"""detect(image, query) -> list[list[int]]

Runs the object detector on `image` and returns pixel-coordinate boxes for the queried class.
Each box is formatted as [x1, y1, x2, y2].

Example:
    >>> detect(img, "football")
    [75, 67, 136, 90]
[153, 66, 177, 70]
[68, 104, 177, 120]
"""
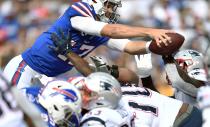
[149, 33, 185, 55]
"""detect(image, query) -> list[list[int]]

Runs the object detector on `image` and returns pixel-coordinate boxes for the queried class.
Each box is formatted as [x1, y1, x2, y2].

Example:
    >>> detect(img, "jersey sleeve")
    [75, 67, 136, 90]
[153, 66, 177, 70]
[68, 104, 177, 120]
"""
[68, 2, 96, 18]
[104, 38, 130, 51]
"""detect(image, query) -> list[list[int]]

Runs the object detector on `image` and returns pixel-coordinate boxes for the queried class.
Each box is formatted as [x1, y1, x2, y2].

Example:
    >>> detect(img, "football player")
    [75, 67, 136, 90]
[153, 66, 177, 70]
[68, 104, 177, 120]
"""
[4, 0, 174, 89]
[22, 80, 82, 127]
[163, 49, 208, 106]
[135, 49, 209, 106]
[0, 71, 46, 127]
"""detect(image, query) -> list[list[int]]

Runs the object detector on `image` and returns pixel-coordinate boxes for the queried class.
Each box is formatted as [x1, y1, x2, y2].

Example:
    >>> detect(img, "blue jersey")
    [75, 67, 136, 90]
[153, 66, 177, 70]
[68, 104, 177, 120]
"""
[22, 86, 57, 127]
[22, 2, 109, 77]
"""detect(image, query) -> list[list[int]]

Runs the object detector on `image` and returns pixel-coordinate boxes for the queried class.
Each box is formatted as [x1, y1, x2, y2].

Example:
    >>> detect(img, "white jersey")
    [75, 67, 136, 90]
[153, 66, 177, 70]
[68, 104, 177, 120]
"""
[175, 89, 197, 106]
[81, 107, 133, 127]
[120, 86, 183, 127]
[0, 74, 25, 127]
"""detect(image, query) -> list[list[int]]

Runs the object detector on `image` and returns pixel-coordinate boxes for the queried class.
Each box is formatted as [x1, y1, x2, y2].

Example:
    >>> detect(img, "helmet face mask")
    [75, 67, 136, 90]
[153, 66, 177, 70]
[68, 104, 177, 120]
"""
[54, 108, 80, 127]
[174, 49, 207, 82]
[100, 0, 121, 23]
[85, 0, 122, 23]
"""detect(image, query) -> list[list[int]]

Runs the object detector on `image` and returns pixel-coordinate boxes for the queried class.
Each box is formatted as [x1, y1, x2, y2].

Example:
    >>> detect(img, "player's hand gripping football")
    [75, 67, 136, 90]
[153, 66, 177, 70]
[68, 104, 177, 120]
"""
[49, 29, 72, 56]
[134, 53, 152, 78]
[149, 29, 174, 47]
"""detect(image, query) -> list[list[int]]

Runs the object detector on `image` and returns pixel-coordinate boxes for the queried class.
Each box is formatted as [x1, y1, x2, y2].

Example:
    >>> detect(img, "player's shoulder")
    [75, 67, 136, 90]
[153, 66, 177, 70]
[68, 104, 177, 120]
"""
[81, 107, 132, 127]
[69, 2, 96, 18]
[121, 86, 148, 92]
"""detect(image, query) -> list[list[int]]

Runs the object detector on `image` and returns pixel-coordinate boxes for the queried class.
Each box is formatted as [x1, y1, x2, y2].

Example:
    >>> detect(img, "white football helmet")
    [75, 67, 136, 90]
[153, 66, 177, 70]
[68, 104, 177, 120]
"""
[38, 80, 82, 126]
[77, 72, 122, 110]
[174, 49, 207, 82]
[83, 0, 122, 23]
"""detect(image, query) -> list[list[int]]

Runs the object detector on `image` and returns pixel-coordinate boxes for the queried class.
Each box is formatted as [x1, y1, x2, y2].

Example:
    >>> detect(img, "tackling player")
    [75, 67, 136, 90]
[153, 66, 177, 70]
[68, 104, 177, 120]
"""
[163, 49, 208, 106]
[134, 49, 209, 106]
[4, 0, 174, 89]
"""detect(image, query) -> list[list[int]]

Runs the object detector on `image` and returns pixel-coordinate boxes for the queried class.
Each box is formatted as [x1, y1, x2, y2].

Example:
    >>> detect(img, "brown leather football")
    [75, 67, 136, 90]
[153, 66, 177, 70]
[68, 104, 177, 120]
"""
[149, 33, 185, 55]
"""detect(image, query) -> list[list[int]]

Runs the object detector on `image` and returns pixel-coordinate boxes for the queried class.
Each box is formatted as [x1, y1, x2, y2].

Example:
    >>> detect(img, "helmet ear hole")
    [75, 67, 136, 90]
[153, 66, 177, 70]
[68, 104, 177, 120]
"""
[53, 105, 59, 111]
[96, 102, 103, 105]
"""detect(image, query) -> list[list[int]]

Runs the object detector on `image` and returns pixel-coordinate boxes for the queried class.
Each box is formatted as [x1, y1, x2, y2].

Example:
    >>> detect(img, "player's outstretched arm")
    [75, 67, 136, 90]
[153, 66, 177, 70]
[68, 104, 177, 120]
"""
[101, 24, 174, 47]
[71, 16, 174, 47]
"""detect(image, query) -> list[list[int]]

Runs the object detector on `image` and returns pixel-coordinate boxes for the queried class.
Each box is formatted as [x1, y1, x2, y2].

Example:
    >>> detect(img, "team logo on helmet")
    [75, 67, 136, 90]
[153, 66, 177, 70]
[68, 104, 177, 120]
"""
[51, 87, 78, 102]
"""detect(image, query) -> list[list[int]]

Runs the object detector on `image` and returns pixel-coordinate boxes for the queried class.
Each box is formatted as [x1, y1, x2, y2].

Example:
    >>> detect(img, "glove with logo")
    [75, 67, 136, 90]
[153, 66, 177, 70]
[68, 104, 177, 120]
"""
[48, 28, 72, 56]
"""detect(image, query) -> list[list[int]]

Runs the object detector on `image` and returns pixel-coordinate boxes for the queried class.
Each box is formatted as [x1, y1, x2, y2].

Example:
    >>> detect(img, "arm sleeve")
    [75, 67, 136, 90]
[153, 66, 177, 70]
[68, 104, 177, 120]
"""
[71, 16, 107, 36]
[105, 38, 130, 51]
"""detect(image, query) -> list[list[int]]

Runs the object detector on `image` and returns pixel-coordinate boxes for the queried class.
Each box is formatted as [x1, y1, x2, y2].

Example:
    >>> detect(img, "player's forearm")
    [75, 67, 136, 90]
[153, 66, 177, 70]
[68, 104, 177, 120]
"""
[67, 53, 93, 76]
[123, 41, 148, 55]
[101, 24, 154, 38]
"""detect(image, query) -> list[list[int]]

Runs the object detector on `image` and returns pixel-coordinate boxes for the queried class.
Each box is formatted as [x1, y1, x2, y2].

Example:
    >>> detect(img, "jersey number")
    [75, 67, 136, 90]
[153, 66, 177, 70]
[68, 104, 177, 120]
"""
[123, 88, 158, 116]
[57, 44, 95, 65]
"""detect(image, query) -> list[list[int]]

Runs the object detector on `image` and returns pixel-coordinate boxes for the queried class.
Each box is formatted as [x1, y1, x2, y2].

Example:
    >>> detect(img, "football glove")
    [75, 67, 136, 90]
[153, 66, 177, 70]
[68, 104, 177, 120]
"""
[90, 56, 119, 78]
[48, 28, 72, 56]
[90, 56, 109, 73]
[134, 53, 152, 78]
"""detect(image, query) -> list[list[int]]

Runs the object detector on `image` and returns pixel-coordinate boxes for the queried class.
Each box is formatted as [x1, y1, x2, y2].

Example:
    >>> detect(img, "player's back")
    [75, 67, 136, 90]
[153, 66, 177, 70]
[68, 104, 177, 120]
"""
[0, 76, 25, 127]
[120, 86, 183, 127]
